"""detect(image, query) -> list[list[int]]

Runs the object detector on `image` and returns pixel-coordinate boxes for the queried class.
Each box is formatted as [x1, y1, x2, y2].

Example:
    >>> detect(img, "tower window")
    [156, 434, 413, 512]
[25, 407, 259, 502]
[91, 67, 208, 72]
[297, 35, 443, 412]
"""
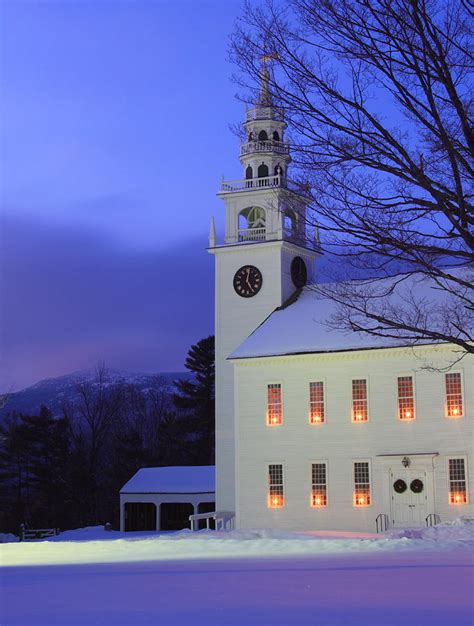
[353, 461, 371, 506]
[258, 130, 268, 141]
[268, 464, 284, 508]
[448, 458, 467, 504]
[445, 372, 463, 418]
[309, 381, 325, 424]
[311, 463, 327, 507]
[352, 379, 368, 422]
[397, 376, 415, 420]
[267, 384, 282, 426]
[248, 131, 254, 141]
[273, 130, 280, 141]
[257, 163, 269, 178]
[245, 165, 253, 180]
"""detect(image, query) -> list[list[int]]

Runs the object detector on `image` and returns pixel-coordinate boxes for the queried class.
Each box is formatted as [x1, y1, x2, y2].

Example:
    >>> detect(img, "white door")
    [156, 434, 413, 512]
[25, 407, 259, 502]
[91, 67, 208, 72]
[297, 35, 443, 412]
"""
[390, 469, 429, 527]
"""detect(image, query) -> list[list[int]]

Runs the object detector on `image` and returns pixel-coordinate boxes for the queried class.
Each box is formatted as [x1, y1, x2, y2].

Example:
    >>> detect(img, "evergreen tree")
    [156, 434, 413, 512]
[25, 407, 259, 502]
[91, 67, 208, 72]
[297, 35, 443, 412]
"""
[173, 335, 215, 464]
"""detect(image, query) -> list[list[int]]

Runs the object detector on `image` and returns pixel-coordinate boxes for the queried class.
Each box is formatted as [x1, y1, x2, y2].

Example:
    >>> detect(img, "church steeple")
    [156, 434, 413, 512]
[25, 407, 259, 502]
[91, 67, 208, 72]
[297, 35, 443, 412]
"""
[215, 59, 315, 250]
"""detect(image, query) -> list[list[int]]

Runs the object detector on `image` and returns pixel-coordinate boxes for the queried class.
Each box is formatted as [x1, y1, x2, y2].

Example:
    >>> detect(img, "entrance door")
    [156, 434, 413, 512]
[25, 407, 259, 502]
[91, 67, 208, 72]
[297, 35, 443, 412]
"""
[390, 469, 429, 527]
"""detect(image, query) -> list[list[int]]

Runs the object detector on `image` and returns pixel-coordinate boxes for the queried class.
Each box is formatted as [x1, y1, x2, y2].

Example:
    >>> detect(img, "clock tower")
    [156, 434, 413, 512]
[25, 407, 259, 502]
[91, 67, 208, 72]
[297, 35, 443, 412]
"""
[208, 63, 320, 517]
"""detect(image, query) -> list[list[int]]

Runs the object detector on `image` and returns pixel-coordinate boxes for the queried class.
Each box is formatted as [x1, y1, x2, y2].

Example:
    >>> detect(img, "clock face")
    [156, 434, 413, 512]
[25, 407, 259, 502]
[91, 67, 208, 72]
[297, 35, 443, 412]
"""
[291, 256, 307, 288]
[233, 265, 263, 298]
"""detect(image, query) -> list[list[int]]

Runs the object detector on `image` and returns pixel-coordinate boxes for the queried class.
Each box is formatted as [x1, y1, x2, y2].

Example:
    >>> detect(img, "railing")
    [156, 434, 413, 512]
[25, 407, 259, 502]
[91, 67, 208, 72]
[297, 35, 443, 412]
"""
[238, 227, 266, 242]
[240, 141, 290, 156]
[425, 513, 441, 527]
[246, 106, 285, 122]
[19, 524, 59, 541]
[220, 175, 283, 193]
[189, 511, 235, 531]
[375, 513, 389, 533]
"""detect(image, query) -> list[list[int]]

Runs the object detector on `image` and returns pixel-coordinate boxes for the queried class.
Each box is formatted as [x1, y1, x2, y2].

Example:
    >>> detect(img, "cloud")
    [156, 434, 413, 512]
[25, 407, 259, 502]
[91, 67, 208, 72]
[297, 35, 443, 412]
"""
[0, 213, 213, 391]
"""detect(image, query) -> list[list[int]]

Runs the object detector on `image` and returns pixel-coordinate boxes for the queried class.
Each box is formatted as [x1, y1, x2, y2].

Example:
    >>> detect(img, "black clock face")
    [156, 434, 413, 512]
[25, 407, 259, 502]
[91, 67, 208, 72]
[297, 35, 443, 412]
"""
[291, 256, 307, 288]
[233, 265, 263, 298]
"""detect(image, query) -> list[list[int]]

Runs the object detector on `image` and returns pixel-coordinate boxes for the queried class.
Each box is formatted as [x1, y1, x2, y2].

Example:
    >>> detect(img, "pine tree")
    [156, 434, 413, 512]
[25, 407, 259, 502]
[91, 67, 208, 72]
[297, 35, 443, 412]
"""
[173, 335, 215, 464]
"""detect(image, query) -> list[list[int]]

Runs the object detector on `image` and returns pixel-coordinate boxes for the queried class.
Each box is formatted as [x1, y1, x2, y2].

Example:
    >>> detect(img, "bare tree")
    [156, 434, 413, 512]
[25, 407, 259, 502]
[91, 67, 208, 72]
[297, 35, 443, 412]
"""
[63, 364, 125, 523]
[231, 0, 473, 352]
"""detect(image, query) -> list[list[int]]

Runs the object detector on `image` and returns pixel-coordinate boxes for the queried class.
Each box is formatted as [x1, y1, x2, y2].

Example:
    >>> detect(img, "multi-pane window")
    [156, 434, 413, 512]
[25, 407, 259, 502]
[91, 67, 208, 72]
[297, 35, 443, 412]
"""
[353, 462, 371, 506]
[311, 463, 327, 507]
[352, 379, 368, 422]
[397, 376, 415, 420]
[309, 381, 325, 424]
[268, 464, 284, 508]
[267, 384, 282, 426]
[448, 458, 467, 505]
[445, 373, 463, 418]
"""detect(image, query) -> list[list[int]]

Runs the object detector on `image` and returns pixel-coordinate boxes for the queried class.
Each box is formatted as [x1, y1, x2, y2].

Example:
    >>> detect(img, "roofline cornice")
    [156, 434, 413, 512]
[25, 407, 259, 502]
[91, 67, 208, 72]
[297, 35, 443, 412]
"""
[228, 342, 465, 366]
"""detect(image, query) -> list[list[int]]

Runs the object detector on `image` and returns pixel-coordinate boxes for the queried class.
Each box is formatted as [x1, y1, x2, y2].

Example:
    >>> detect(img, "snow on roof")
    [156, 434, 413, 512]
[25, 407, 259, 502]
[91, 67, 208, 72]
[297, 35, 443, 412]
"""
[230, 269, 469, 360]
[120, 466, 215, 494]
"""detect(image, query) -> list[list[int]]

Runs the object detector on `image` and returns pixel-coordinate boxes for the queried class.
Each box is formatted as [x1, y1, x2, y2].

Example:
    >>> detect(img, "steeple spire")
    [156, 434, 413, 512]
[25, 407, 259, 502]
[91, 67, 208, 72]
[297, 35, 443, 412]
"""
[257, 54, 277, 107]
[257, 60, 272, 107]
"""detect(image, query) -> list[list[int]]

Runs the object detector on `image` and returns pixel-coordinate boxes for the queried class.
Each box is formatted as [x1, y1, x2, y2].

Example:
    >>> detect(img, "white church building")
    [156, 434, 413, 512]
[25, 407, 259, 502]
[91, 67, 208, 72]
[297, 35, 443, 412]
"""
[208, 66, 473, 533]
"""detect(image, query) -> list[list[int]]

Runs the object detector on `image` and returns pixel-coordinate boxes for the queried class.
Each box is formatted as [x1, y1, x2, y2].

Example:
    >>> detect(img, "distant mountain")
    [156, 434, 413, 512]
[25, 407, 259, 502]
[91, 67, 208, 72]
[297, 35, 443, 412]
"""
[0, 369, 193, 420]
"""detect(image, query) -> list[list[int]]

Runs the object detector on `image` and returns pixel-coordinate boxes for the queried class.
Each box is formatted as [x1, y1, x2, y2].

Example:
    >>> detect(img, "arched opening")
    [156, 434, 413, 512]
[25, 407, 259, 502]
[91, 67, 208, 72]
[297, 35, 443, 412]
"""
[258, 130, 268, 141]
[274, 164, 283, 177]
[248, 131, 254, 141]
[245, 165, 253, 180]
[283, 209, 297, 237]
[258, 162, 269, 179]
[239, 207, 266, 241]
[273, 130, 280, 141]
[240, 206, 266, 229]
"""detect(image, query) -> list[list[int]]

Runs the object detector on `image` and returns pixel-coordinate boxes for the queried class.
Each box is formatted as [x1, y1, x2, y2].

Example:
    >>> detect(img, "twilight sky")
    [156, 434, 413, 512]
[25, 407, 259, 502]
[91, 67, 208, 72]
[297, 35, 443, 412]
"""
[0, 0, 246, 391]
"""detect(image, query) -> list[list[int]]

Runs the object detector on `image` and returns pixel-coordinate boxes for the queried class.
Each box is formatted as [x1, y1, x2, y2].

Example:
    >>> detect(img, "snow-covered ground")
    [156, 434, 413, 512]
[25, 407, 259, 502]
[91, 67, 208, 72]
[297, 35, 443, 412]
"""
[1, 520, 473, 625]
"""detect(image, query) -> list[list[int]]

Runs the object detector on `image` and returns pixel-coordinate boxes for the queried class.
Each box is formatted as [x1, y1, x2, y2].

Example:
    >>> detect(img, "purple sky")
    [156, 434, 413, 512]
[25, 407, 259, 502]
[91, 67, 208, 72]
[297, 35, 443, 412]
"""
[0, 0, 246, 391]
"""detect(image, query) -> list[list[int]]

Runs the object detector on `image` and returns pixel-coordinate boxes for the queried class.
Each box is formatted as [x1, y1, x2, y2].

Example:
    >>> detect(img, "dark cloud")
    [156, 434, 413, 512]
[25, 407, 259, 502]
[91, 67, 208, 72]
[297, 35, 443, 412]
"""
[0, 214, 213, 391]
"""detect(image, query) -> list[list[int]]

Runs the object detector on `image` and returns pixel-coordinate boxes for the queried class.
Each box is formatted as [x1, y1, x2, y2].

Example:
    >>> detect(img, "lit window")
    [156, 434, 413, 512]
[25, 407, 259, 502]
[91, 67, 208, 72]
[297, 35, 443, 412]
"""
[267, 384, 282, 426]
[445, 373, 463, 418]
[311, 463, 327, 507]
[353, 462, 371, 506]
[268, 464, 284, 507]
[309, 381, 325, 424]
[352, 379, 368, 422]
[397, 376, 415, 420]
[448, 458, 467, 505]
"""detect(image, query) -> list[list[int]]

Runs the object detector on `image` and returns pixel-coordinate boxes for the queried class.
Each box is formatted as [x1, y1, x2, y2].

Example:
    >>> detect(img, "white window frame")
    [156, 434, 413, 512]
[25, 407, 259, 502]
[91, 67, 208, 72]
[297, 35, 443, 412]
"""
[353, 459, 372, 507]
[266, 382, 283, 427]
[444, 371, 464, 419]
[310, 461, 328, 508]
[308, 380, 326, 425]
[396, 374, 416, 421]
[267, 462, 285, 508]
[447, 456, 469, 505]
[351, 377, 369, 423]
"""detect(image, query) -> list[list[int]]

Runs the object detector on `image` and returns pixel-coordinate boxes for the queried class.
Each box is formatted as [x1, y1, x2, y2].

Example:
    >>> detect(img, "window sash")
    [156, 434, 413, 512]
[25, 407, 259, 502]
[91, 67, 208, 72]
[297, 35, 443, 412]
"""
[268, 464, 284, 507]
[397, 376, 415, 420]
[352, 379, 368, 422]
[309, 381, 325, 424]
[353, 462, 371, 506]
[267, 384, 282, 426]
[445, 373, 463, 418]
[311, 463, 327, 507]
[449, 458, 467, 504]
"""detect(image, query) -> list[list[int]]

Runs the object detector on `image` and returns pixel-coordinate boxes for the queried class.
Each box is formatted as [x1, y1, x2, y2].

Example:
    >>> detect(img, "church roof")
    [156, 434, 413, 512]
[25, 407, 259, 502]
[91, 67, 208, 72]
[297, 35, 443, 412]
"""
[229, 269, 469, 360]
[120, 466, 215, 494]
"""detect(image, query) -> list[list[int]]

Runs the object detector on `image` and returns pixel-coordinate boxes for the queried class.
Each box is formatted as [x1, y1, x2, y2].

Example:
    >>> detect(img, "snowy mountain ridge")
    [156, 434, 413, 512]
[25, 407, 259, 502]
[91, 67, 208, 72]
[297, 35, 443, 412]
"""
[0, 368, 193, 419]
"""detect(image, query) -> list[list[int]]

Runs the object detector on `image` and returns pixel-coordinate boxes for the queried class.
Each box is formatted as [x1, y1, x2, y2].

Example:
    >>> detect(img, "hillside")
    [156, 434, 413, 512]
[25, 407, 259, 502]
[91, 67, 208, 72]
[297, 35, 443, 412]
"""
[0, 369, 192, 419]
